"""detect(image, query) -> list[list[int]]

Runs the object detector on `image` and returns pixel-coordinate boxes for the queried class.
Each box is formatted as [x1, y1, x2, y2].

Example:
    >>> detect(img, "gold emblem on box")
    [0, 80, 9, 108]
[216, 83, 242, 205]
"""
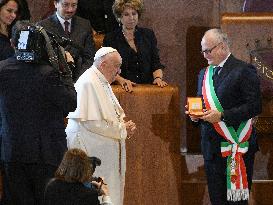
[187, 97, 204, 116]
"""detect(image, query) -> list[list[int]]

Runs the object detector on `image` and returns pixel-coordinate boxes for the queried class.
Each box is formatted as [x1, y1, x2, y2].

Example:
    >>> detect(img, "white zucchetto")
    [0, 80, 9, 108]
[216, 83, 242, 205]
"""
[94, 47, 117, 61]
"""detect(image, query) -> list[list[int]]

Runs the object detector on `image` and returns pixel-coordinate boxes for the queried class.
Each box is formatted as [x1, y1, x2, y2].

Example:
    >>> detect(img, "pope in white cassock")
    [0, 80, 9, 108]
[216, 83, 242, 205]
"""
[65, 47, 136, 205]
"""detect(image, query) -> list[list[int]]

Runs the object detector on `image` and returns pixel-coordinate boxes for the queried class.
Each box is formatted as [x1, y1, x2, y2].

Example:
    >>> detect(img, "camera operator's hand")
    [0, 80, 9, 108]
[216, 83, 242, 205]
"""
[91, 180, 110, 196]
[65, 51, 74, 63]
[58, 51, 74, 84]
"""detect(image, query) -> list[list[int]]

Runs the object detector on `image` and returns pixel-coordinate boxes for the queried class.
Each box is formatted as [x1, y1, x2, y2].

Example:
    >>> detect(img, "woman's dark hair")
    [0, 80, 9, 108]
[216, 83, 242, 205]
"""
[112, 0, 144, 20]
[0, 0, 15, 7]
[0, 0, 21, 17]
[55, 148, 93, 183]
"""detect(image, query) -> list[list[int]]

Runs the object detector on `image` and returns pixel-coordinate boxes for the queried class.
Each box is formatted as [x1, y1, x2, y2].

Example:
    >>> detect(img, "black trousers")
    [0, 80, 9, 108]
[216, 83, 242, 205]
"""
[204, 151, 255, 205]
[3, 162, 57, 205]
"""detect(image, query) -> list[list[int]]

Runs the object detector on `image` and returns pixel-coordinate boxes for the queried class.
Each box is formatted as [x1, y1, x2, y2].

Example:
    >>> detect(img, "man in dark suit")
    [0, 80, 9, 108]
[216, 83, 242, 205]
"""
[76, 0, 118, 34]
[0, 21, 77, 205]
[38, 0, 96, 81]
[18, 0, 31, 20]
[186, 29, 261, 205]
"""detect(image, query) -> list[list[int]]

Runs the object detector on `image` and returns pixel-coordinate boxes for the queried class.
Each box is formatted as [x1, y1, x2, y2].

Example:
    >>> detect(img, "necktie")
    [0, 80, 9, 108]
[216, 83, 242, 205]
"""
[214, 66, 222, 76]
[64, 21, 70, 35]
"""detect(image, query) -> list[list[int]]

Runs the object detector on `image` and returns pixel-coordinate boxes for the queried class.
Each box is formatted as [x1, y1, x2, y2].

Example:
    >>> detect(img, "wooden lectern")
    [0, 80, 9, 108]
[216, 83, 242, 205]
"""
[112, 85, 182, 205]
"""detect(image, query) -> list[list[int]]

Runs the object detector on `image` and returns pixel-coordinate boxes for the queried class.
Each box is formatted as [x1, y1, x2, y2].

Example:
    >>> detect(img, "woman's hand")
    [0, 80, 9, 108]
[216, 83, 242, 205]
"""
[152, 69, 168, 87]
[121, 79, 136, 92]
[115, 75, 136, 92]
[153, 77, 168, 87]
[65, 51, 74, 63]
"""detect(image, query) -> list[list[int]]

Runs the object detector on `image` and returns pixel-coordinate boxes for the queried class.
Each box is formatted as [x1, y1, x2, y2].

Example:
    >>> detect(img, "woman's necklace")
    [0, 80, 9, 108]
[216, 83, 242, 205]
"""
[122, 28, 137, 52]
[122, 29, 135, 42]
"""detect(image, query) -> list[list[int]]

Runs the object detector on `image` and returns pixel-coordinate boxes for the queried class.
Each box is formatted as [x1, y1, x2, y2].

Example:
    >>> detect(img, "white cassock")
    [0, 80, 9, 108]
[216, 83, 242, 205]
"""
[65, 65, 127, 205]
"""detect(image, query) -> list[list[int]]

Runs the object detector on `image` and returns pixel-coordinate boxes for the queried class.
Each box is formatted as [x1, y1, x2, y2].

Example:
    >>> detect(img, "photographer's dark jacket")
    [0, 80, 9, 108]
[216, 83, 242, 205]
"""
[0, 57, 77, 166]
[38, 14, 96, 81]
[0, 33, 14, 61]
[44, 179, 101, 205]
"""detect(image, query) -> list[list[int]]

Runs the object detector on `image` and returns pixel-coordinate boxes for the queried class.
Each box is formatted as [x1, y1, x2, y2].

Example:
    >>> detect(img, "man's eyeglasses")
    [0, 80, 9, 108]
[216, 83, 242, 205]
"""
[201, 42, 222, 55]
[61, 3, 78, 9]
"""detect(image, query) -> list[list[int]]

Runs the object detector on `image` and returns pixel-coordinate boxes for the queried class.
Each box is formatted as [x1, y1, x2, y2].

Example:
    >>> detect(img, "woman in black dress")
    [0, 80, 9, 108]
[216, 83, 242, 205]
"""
[103, 0, 168, 92]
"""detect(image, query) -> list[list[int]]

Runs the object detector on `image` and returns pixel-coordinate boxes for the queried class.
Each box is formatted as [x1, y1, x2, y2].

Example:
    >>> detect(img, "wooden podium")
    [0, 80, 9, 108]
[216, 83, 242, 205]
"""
[112, 85, 182, 205]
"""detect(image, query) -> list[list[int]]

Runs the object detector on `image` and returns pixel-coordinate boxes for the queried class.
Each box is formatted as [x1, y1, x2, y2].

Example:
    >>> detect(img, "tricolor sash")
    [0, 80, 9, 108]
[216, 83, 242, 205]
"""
[202, 65, 252, 201]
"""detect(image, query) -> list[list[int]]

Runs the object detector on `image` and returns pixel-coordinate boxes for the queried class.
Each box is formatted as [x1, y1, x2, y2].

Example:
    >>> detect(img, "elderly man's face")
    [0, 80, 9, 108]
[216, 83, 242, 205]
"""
[54, 0, 78, 20]
[103, 52, 122, 83]
[201, 34, 225, 66]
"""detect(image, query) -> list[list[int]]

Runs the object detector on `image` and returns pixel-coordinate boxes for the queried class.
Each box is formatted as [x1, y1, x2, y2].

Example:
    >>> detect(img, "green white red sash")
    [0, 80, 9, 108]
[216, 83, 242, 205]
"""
[202, 65, 252, 201]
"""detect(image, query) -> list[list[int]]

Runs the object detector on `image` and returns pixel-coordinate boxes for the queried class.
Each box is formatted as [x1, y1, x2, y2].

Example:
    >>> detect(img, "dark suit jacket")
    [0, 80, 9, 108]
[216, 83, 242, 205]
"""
[18, 0, 31, 20]
[0, 58, 77, 166]
[76, 0, 118, 33]
[197, 55, 262, 160]
[38, 14, 96, 81]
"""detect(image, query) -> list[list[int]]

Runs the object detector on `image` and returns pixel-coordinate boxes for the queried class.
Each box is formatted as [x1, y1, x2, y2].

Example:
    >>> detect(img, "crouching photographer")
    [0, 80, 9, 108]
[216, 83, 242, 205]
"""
[44, 148, 112, 205]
